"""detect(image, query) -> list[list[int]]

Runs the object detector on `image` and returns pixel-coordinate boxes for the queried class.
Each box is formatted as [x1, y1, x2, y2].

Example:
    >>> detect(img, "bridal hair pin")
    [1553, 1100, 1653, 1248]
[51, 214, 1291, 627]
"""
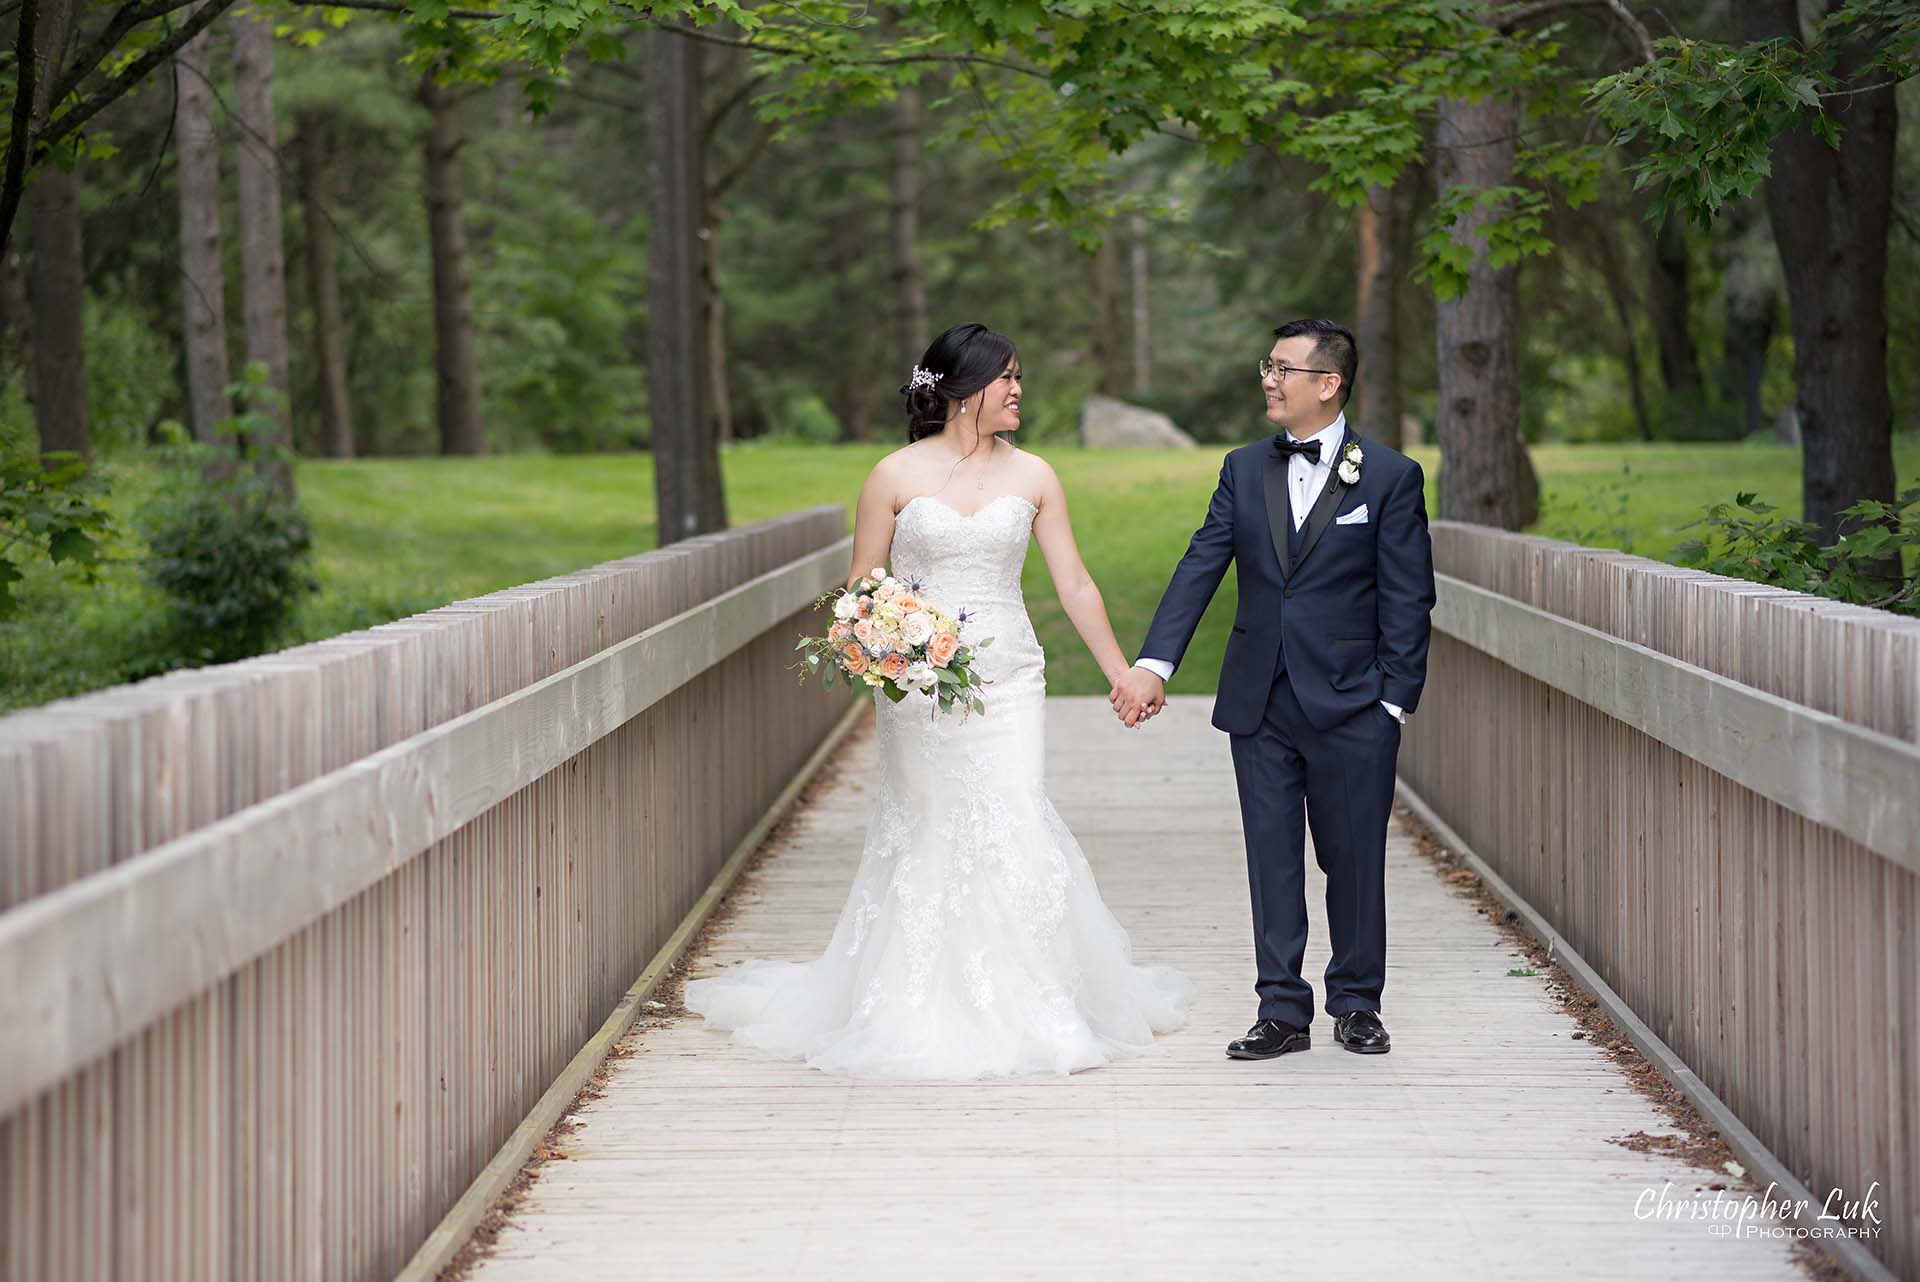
[907, 365, 944, 392]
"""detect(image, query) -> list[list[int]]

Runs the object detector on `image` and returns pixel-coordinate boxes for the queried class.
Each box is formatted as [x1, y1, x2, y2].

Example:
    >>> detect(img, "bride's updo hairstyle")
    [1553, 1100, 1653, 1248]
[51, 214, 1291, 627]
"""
[900, 322, 1018, 442]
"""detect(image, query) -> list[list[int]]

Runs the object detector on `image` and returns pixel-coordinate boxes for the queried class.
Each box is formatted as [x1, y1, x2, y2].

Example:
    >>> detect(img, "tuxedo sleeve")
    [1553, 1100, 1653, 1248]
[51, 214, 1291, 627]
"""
[1374, 460, 1437, 713]
[1138, 456, 1237, 672]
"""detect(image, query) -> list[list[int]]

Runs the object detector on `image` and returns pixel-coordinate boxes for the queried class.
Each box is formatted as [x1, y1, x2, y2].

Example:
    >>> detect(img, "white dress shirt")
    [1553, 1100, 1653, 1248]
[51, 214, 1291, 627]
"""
[1135, 412, 1405, 722]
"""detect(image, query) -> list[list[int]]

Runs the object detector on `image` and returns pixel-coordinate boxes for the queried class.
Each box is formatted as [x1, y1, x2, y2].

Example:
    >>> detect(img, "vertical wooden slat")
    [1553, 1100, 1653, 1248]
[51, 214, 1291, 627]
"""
[1403, 522, 1920, 1279]
[1, 508, 848, 1282]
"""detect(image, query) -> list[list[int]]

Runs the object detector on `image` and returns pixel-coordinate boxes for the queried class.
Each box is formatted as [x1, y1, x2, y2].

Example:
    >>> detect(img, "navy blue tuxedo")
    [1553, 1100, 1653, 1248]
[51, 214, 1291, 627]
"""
[1139, 423, 1436, 1026]
[1140, 423, 1436, 733]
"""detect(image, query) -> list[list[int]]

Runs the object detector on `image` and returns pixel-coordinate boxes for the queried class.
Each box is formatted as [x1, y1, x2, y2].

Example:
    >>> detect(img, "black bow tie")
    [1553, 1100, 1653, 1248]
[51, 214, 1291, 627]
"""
[1273, 435, 1321, 464]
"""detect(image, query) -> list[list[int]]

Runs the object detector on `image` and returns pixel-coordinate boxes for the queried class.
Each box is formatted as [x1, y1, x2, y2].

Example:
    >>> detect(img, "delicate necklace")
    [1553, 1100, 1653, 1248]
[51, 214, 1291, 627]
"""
[975, 436, 999, 488]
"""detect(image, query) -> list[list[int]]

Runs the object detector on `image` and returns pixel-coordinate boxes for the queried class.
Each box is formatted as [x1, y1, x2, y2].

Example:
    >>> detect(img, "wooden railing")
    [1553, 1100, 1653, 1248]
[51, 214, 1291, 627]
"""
[1399, 522, 1919, 1282]
[0, 508, 853, 1282]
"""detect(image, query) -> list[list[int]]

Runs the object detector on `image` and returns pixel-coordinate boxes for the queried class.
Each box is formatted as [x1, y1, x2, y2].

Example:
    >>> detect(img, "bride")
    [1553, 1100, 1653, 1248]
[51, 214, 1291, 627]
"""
[683, 322, 1191, 1079]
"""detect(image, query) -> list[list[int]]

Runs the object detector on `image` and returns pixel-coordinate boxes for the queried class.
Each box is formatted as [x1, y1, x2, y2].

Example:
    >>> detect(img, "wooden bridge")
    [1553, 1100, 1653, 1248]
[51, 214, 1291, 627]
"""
[1, 509, 1913, 1282]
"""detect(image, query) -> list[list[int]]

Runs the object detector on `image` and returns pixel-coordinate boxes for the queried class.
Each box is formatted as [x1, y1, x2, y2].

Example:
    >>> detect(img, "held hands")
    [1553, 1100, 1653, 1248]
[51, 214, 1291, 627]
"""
[1109, 667, 1166, 729]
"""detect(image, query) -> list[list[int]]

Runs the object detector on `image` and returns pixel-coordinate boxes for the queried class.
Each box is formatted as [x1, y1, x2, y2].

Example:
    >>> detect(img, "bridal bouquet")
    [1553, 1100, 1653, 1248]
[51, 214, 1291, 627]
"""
[796, 566, 991, 716]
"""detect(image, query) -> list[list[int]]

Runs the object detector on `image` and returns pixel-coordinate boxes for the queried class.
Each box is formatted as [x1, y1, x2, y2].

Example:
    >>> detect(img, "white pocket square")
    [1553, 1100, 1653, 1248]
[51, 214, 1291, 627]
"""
[1335, 504, 1369, 526]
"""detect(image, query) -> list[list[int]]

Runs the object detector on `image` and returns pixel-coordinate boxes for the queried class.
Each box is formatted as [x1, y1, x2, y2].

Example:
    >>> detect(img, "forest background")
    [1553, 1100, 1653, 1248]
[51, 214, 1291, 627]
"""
[1, 0, 1916, 710]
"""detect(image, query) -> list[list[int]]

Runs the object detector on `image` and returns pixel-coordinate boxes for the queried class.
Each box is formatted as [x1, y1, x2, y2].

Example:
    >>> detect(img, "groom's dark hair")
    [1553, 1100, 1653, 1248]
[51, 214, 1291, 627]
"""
[1272, 318, 1357, 407]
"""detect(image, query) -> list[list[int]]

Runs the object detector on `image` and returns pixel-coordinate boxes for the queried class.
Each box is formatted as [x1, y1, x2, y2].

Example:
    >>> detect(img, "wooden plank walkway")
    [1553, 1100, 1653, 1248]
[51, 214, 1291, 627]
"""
[466, 698, 1809, 1281]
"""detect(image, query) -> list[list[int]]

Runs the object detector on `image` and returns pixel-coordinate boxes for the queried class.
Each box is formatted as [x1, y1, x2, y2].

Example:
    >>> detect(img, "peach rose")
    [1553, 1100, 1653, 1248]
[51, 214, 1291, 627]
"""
[927, 631, 960, 667]
[852, 619, 873, 643]
[827, 621, 852, 644]
[855, 596, 873, 619]
[900, 611, 934, 646]
[896, 594, 922, 613]
[840, 642, 869, 675]
[877, 652, 909, 681]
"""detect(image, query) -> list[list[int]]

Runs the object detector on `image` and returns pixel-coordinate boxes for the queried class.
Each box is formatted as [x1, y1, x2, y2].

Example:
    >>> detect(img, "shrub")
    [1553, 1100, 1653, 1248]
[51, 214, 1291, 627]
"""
[1674, 484, 1920, 616]
[0, 447, 116, 618]
[136, 372, 319, 663]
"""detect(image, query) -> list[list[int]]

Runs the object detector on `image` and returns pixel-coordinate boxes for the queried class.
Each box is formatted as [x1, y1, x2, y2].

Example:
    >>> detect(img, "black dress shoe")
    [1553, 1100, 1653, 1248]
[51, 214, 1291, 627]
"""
[1225, 1018, 1311, 1060]
[1333, 1010, 1391, 1054]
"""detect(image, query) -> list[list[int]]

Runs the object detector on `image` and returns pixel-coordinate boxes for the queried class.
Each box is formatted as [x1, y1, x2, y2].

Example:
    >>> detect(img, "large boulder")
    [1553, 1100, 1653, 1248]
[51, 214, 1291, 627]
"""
[1078, 395, 1196, 449]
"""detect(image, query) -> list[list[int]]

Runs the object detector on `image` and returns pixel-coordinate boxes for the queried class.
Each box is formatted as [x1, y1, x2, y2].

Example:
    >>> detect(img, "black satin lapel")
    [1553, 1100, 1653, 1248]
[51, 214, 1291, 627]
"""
[1262, 450, 1293, 578]
[1292, 428, 1355, 574]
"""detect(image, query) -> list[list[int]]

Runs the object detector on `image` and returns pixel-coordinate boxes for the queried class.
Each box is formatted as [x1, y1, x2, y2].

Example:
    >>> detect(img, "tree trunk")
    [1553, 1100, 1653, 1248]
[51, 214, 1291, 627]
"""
[1432, 94, 1539, 529]
[888, 81, 929, 372]
[1129, 213, 1150, 395]
[1717, 199, 1777, 439]
[232, 7, 294, 496]
[1736, 0, 1897, 547]
[27, 169, 86, 457]
[1648, 212, 1700, 394]
[700, 184, 732, 445]
[1092, 229, 1125, 396]
[420, 73, 486, 456]
[1354, 183, 1403, 446]
[0, 240, 29, 380]
[175, 14, 231, 444]
[297, 111, 353, 458]
[24, 0, 87, 457]
[645, 27, 726, 542]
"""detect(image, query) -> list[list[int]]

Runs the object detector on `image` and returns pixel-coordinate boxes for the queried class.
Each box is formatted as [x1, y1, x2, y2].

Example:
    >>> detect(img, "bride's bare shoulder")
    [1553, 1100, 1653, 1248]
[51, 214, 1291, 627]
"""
[860, 443, 923, 511]
[1010, 447, 1061, 505]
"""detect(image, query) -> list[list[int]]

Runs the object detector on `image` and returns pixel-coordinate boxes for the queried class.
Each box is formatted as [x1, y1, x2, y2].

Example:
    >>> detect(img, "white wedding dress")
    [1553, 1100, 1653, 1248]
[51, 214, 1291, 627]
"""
[683, 492, 1192, 1079]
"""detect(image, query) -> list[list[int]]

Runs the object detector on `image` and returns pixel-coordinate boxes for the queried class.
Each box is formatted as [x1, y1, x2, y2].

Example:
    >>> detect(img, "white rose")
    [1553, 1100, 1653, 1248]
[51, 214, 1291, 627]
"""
[902, 661, 937, 692]
[871, 566, 888, 581]
[833, 592, 859, 620]
[901, 611, 935, 646]
[1338, 461, 1360, 484]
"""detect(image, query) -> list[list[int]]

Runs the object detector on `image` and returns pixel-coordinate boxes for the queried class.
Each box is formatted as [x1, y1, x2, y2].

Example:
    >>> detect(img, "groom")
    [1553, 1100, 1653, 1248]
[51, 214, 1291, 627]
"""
[1113, 318, 1436, 1059]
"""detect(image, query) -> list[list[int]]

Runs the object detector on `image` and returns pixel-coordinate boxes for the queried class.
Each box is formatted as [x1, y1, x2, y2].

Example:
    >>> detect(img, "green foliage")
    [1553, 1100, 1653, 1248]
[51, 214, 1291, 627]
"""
[0, 448, 117, 618]
[0, 365, 34, 458]
[1, 285, 177, 458]
[1591, 2, 1917, 227]
[138, 465, 318, 663]
[1673, 485, 1920, 615]
[1538, 462, 1637, 555]
[1591, 36, 1819, 227]
[1415, 183, 1556, 300]
[740, 382, 842, 443]
[135, 375, 320, 663]
[1658, 387, 1747, 443]
[467, 132, 650, 451]
[84, 290, 181, 452]
[368, 0, 1593, 287]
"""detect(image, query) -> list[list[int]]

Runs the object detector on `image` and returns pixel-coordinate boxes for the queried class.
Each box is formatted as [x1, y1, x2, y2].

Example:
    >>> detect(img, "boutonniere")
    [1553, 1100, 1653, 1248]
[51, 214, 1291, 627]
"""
[1336, 440, 1364, 486]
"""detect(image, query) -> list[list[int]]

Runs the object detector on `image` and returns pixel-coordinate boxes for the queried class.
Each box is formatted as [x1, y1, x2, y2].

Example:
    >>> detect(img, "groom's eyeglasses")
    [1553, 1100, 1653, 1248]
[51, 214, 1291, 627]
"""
[1259, 358, 1334, 381]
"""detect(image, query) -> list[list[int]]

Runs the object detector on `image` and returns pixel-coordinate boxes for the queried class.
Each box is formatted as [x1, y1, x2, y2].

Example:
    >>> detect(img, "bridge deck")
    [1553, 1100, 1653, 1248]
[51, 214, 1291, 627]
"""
[467, 699, 1806, 1281]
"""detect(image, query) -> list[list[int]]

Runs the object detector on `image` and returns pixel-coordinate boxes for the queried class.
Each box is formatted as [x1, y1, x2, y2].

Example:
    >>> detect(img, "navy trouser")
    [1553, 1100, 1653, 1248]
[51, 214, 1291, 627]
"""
[1227, 667, 1400, 1027]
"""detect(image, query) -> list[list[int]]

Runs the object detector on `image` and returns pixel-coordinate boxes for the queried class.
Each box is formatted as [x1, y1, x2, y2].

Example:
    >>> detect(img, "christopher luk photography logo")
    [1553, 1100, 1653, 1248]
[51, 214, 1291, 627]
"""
[1634, 1176, 1885, 1242]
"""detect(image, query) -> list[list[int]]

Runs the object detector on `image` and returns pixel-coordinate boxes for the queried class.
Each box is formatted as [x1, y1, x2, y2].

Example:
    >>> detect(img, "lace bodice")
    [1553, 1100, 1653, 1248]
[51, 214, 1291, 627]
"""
[889, 493, 1034, 607]
[889, 493, 1044, 707]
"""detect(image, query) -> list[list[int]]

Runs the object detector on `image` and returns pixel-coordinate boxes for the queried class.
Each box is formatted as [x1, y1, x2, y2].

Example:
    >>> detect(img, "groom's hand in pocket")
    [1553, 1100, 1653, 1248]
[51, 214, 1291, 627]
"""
[1111, 668, 1166, 728]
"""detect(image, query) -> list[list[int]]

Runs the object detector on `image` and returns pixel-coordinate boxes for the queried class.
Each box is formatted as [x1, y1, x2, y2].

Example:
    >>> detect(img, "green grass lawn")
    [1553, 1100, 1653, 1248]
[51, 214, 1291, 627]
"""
[5, 436, 1916, 711]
